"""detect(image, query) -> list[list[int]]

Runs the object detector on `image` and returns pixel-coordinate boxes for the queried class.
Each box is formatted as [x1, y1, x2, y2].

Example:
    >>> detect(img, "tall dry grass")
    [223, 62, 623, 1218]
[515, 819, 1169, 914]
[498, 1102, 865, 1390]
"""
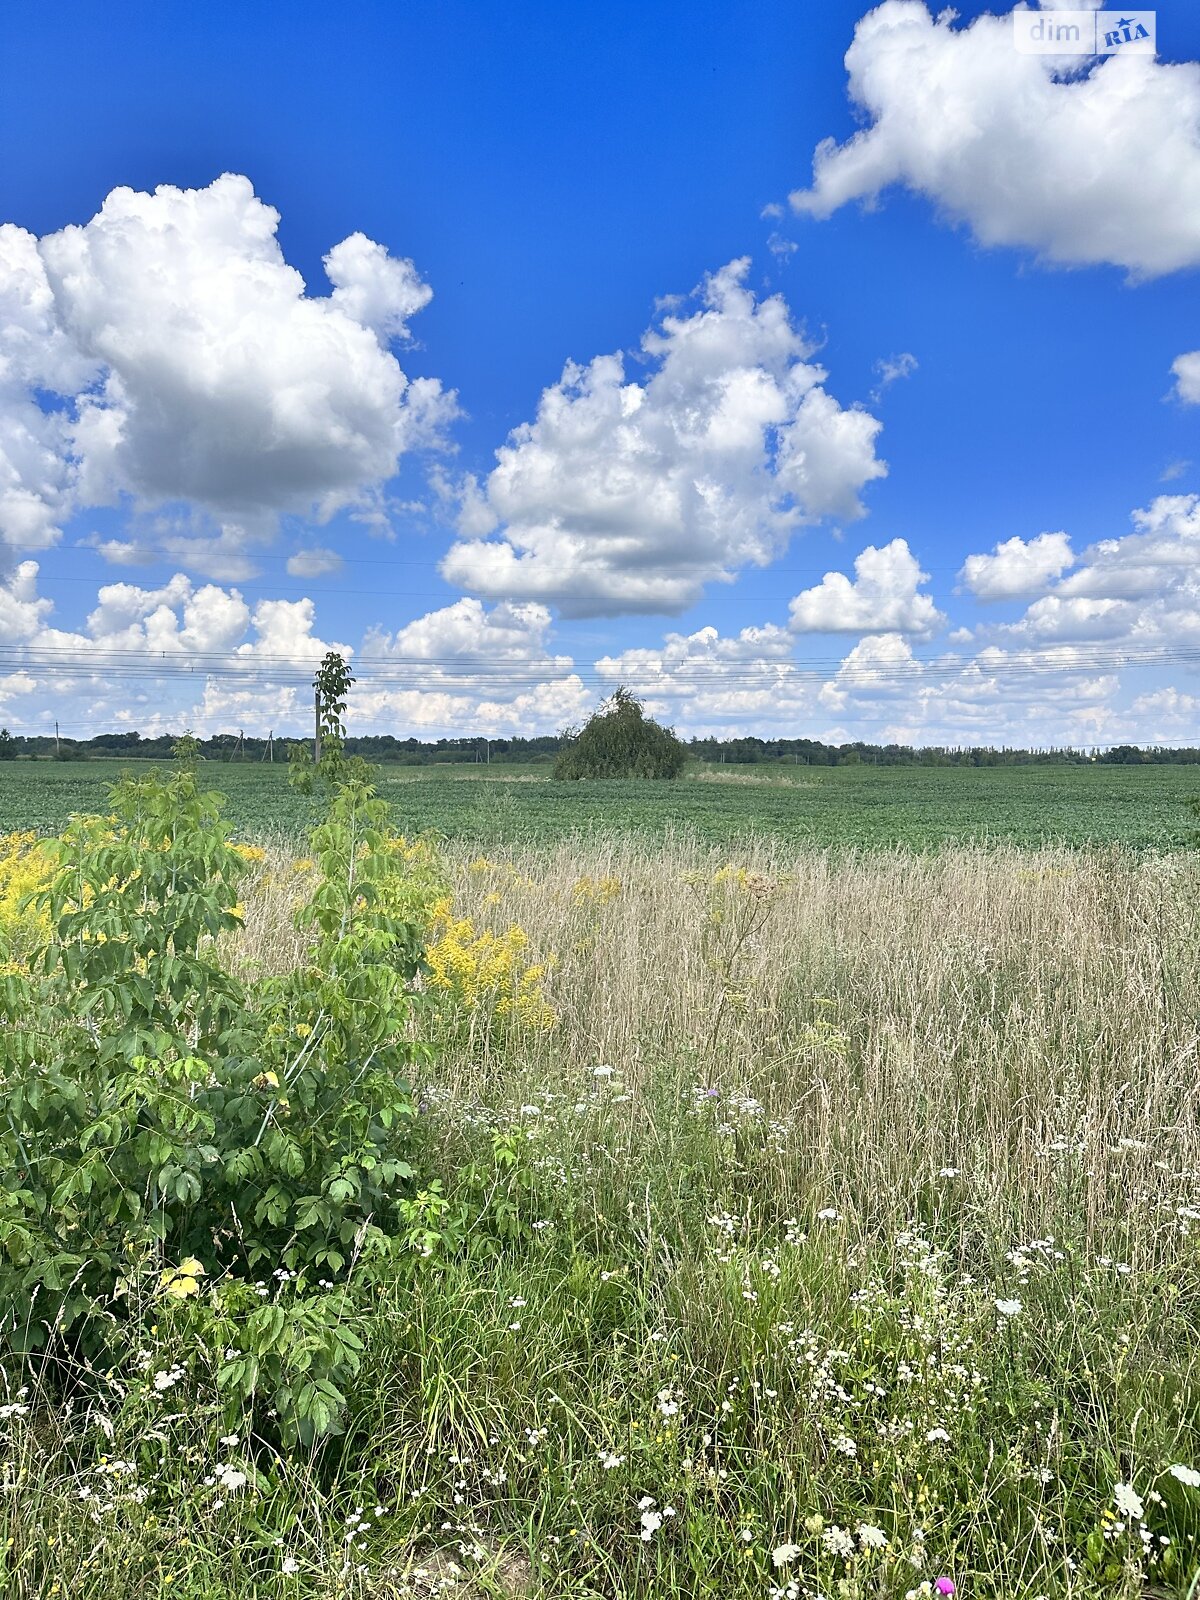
[239, 835, 1200, 1261]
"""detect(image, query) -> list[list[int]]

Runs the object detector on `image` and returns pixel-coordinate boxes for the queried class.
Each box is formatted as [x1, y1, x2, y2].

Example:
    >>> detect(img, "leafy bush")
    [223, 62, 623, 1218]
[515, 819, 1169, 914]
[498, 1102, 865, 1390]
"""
[0, 756, 445, 1443]
[554, 685, 687, 780]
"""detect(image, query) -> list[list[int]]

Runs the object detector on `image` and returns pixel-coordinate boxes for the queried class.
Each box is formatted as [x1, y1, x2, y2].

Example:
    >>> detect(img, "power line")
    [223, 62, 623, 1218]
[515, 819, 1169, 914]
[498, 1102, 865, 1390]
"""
[4, 539, 985, 582]
[8, 571, 984, 608]
[0, 638, 1198, 690]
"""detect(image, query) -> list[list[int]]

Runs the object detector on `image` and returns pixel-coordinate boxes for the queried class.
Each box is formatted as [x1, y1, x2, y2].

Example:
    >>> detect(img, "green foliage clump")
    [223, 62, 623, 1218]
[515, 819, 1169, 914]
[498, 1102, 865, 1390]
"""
[554, 685, 687, 781]
[0, 751, 451, 1445]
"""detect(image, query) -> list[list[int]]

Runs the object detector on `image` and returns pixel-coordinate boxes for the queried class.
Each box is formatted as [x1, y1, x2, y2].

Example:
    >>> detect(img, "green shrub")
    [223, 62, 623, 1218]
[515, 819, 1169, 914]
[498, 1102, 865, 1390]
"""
[0, 757, 449, 1444]
[554, 686, 687, 780]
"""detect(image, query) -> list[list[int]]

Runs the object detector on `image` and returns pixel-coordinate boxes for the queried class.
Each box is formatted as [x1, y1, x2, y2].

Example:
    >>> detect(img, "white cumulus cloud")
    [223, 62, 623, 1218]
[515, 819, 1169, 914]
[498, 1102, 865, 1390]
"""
[788, 537, 944, 635]
[791, 2, 1200, 279]
[991, 496, 1200, 643]
[1171, 350, 1200, 404]
[440, 258, 885, 617]
[0, 174, 455, 567]
[959, 531, 1076, 599]
[362, 596, 572, 687]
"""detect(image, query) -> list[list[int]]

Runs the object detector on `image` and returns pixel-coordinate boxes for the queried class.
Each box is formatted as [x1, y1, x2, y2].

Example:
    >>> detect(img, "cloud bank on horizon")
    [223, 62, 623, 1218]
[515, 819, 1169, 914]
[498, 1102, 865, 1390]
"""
[3, 0, 1200, 751]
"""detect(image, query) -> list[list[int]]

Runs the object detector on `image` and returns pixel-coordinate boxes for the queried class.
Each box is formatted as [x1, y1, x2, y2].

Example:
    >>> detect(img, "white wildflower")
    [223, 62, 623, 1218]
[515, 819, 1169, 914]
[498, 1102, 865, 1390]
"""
[822, 1524, 856, 1559]
[1113, 1483, 1144, 1520]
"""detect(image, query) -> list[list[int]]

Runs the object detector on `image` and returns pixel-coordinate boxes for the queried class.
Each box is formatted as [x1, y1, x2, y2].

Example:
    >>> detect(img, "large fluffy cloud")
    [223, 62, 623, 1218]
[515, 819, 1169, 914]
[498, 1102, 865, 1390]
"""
[788, 537, 944, 635]
[0, 175, 455, 564]
[440, 258, 885, 616]
[791, 2, 1200, 278]
[959, 532, 1076, 600]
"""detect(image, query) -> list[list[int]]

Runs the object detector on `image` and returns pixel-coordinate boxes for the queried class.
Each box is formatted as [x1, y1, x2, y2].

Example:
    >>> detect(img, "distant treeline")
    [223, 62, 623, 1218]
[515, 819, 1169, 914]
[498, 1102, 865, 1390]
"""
[1, 728, 1197, 766]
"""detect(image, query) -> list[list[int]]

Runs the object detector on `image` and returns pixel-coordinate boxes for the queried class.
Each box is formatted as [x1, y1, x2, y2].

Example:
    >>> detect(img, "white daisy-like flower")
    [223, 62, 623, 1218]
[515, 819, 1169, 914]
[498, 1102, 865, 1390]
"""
[1169, 1464, 1200, 1489]
[772, 1542, 803, 1567]
[994, 1298, 1022, 1317]
[1113, 1483, 1144, 1520]
[639, 1510, 663, 1540]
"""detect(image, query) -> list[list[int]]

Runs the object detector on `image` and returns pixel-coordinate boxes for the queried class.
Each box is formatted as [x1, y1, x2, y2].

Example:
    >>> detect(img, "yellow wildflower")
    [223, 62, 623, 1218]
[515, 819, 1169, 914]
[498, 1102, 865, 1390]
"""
[0, 831, 53, 963]
[159, 1258, 206, 1300]
[425, 900, 556, 1031]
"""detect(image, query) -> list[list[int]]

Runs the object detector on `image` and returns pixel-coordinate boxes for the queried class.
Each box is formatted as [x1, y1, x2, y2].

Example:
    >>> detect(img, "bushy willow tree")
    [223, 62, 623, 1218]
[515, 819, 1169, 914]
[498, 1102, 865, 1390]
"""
[554, 686, 687, 780]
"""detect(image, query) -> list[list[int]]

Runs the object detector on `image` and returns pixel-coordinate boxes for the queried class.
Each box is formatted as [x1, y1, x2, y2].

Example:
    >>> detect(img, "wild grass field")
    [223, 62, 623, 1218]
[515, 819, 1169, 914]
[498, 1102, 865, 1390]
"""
[2, 762, 1200, 1599]
[3, 757, 1200, 849]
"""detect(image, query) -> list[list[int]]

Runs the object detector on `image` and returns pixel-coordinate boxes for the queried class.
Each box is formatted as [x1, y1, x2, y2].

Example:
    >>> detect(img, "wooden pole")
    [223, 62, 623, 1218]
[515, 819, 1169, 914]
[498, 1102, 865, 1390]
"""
[314, 689, 321, 767]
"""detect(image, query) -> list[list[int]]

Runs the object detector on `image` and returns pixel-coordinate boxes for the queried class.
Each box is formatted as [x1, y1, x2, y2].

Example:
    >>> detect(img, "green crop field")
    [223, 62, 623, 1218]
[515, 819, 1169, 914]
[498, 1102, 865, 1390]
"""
[2, 756, 1199, 849]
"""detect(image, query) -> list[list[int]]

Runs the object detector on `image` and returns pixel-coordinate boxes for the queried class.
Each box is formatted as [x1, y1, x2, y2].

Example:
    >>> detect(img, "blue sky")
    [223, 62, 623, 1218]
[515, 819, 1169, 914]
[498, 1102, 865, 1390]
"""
[3, 0, 1200, 745]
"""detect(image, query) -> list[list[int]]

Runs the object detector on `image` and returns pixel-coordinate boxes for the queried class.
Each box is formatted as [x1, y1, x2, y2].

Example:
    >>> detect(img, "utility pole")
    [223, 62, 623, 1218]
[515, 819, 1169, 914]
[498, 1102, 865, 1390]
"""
[54, 720, 60, 758]
[262, 729, 274, 763]
[314, 687, 321, 768]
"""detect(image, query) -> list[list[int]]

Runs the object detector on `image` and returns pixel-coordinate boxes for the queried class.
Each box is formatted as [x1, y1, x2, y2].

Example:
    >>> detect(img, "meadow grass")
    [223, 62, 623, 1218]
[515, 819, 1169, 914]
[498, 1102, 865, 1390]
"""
[4, 837, 1200, 1598]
